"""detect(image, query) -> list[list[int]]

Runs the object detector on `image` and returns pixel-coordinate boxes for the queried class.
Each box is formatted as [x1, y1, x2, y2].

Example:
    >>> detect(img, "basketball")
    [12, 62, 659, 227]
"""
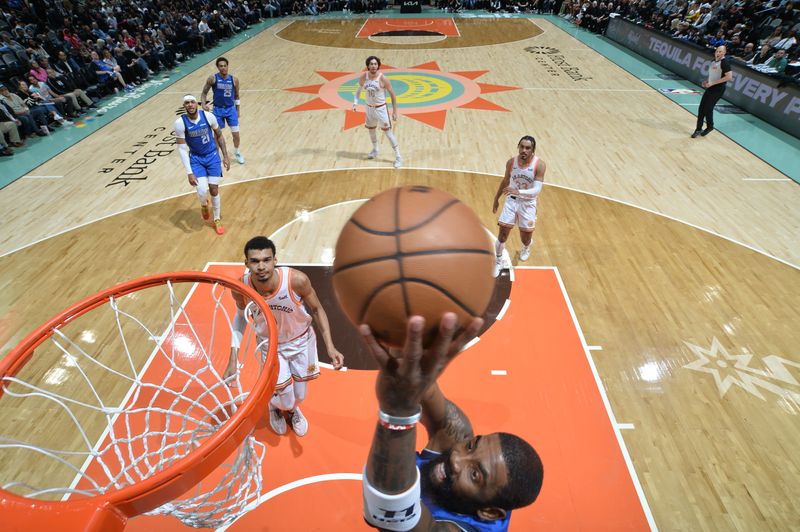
[332, 186, 495, 347]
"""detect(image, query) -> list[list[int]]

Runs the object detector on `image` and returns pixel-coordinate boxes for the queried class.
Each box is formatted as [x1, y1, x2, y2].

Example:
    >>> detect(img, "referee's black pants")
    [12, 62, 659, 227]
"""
[696, 85, 725, 131]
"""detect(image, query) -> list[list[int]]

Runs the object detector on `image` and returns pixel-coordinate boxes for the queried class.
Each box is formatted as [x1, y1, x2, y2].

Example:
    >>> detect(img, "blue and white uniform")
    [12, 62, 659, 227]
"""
[212, 73, 239, 131]
[174, 110, 222, 181]
[417, 449, 512, 532]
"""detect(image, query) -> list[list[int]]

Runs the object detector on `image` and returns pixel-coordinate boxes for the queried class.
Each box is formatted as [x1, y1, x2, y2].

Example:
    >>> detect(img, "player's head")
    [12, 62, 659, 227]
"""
[243, 236, 278, 282]
[366, 56, 381, 72]
[216, 56, 229, 76]
[183, 94, 199, 115]
[419, 432, 543, 521]
[517, 135, 536, 161]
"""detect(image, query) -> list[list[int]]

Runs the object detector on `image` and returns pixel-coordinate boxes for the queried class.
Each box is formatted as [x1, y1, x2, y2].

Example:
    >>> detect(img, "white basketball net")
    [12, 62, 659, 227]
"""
[0, 278, 271, 529]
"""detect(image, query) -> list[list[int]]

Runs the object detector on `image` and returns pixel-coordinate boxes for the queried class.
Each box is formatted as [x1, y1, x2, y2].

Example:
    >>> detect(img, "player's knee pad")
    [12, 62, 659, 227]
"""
[230, 126, 240, 133]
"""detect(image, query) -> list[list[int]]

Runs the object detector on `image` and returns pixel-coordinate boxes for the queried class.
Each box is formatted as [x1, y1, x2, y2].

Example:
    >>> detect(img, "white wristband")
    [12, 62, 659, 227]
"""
[363, 466, 422, 531]
[235, 99, 240, 105]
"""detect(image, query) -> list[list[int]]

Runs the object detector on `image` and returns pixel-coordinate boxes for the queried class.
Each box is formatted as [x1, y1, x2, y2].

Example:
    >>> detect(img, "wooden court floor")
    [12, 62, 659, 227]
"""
[1, 15, 799, 531]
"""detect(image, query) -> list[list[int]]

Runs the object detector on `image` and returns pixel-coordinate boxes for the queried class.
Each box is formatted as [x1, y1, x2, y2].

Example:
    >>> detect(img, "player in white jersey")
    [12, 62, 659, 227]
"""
[225, 236, 345, 436]
[353, 56, 402, 169]
[491, 135, 547, 277]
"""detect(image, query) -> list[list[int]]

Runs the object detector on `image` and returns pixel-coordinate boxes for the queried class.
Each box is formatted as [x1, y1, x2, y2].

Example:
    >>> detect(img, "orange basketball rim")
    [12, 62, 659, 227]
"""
[0, 272, 279, 531]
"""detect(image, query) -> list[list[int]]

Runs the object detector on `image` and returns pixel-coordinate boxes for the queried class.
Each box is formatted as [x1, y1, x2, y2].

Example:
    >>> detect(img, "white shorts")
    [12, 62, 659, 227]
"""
[498, 196, 537, 232]
[365, 105, 391, 129]
[260, 327, 320, 390]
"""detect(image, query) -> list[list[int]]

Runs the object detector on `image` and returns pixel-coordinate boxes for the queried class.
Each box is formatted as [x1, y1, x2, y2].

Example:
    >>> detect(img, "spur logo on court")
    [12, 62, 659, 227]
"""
[525, 47, 592, 82]
[99, 126, 178, 188]
[684, 337, 800, 413]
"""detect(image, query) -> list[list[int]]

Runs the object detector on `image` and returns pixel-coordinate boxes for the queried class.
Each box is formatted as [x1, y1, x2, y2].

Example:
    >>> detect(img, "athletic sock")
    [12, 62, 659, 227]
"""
[211, 194, 221, 219]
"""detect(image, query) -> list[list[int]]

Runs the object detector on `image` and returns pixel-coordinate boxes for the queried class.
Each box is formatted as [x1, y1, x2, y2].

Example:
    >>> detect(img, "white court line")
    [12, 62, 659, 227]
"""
[496, 298, 511, 321]
[551, 266, 658, 531]
[463, 337, 480, 351]
[218, 473, 362, 531]
[588, 345, 603, 351]
[22, 175, 64, 179]
[743, 178, 793, 182]
[355, 17, 369, 38]
[617, 423, 636, 430]
[490, 369, 508, 376]
[5, 167, 797, 272]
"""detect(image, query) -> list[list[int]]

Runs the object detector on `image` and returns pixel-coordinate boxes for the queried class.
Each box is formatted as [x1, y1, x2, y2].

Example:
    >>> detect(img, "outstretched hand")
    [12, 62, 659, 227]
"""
[359, 313, 483, 416]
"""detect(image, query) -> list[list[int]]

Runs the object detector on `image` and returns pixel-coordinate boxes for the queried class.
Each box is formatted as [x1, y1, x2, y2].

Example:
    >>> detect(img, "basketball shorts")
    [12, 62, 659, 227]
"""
[365, 105, 391, 130]
[259, 327, 320, 391]
[498, 196, 537, 232]
[189, 151, 222, 181]
[213, 105, 239, 131]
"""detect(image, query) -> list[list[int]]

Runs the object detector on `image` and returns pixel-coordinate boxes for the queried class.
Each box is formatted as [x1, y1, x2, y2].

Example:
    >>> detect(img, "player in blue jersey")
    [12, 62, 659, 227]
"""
[201, 57, 244, 165]
[175, 94, 230, 235]
[361, 314, 544, 532]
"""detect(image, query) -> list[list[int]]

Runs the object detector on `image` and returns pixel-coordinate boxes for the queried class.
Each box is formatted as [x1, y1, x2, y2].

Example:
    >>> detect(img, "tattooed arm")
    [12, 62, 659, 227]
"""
[361, 315, 483, 531]
[420, 383, 474, 452]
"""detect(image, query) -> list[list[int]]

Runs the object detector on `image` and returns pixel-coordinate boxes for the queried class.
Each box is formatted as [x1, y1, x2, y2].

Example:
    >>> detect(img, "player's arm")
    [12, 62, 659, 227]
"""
[353, 74, 365, 111]
[201, 75, 214, 110]
[208, 113, 230, 170]
[492, 158, 513, 213]
[225, 290, 247, 383]
[361, 315, 482, 531]
[174, 117, 196, 186]
[291, 270, 344, 370]
[419, 382, 474, 452]
[515, 159, 546, 199]
[383, 74, 398, 120]
[234, 76, 241, 117]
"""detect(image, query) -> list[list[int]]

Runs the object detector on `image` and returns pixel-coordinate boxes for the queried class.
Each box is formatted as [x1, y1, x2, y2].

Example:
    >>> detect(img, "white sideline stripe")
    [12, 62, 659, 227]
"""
[551, 267, 658, 531]
[587, 345, 603, 351]
[618, 423, 636, 430]
[22, 175, 64, 179]
[742, 178, 793, 182]
[490, 369, 507, 376]
[217, 473, 362, 531]
[4, 167, 796, 272]
[63, 279, 205, 499]
[496, 298, 511, 321]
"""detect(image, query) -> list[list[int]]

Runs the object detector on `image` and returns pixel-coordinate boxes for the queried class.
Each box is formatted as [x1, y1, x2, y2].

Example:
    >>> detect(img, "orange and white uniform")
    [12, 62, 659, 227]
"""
[364, 73, 391, 130]
[245, 267, 319, 390]
[498, 156, 541, 232]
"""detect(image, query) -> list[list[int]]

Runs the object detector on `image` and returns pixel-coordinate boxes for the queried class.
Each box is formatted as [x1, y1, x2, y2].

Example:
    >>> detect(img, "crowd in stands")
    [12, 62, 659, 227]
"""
[2, 0, 796, 157]
[0, 0, 291, 158]
[560, 0, 799, 81]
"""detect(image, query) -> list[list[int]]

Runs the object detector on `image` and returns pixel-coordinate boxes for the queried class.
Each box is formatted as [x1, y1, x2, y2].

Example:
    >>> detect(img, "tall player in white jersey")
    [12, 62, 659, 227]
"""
[491, 135, 546, 277]
[225, 236, 344, 437]
[353, 56, 403, 169]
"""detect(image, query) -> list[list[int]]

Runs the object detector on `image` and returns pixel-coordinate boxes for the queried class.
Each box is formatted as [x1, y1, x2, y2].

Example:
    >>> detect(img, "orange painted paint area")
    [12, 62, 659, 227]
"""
[357, 18, 460, 38]
[122, 266, 649, 531]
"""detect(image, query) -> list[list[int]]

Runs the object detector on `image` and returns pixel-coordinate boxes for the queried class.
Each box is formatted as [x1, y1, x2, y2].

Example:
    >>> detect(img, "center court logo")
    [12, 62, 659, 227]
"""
[283, 61, 520, 130]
